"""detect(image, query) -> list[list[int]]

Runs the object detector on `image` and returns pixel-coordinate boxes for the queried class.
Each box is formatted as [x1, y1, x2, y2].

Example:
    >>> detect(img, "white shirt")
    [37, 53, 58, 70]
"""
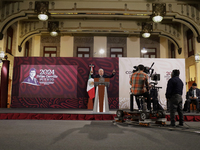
[193, 89, 197, 98]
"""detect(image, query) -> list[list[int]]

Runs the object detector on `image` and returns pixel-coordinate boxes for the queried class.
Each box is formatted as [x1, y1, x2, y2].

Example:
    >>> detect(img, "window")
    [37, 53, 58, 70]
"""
[171, 43, 175, 58]
[187, 29, 194, 57]
[110, 47, 123, 57]
[6, 27, 13, 54]
[77, 47, 90, 57]
[24, 41, 29, 57]
[43, 46, 57, 57]
[141, 48, 157, 58]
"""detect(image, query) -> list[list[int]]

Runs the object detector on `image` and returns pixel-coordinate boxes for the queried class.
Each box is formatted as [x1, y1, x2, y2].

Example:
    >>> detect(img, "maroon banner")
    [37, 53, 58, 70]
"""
[11, 57, 119, 109]
[19, 65, 77, 98]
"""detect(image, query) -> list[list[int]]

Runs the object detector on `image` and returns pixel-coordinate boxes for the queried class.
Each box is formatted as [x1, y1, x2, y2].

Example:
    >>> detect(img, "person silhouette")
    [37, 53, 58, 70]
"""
[23, 68, 40, 86]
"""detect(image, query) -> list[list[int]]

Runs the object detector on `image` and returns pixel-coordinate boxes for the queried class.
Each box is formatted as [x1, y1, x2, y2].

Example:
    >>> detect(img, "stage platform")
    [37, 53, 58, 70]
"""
[0, 108, 200, 121]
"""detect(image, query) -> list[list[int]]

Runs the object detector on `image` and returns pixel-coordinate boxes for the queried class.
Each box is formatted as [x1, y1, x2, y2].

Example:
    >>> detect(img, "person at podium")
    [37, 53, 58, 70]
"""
[91, 68, 115, 113]
[91, 68, 115, 78]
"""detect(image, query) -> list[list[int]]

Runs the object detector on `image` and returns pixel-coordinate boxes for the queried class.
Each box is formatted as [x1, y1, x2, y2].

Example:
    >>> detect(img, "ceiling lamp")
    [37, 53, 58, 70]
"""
[141, 48, 147, 54]
[35, 1, 49, 21]
[99, 49, 105, 54]
[50, 31, 58, 37]
[48, 21, 59, 37]
[152, 3, 166, 23]
[38, 13, 48, 21]
[142, 33, 151, 38]
[195, 53, 200, 63]
[142, 22, 153, 38]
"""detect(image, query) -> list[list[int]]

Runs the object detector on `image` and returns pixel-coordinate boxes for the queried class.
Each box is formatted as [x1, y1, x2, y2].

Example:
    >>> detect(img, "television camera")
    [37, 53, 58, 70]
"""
[133, 62, 161, 89]
[114, 62, 166, 127]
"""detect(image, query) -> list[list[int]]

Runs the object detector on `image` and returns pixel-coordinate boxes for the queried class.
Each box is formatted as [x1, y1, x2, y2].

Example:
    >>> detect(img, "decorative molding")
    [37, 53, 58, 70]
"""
[181, 5, 184, 14]
[74, 3, 77, 10]
[29, 2, 33, 10]
[186, 5, 189, 16]
[17, 2, 20, 11]
[146, 3, 150, 12]
[74, 37, 93, 44]
[51, 2, 55, 10]
[168, 4, 172, 13]
[12, 3, 14, 13]
[107, 37, 126, 44]
[125, 4, 127, 11]
[41, 36, 60, 43]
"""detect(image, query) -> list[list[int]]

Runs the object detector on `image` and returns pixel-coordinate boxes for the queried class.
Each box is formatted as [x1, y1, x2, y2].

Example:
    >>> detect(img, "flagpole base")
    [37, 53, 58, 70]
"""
[87, 98, 93, 109]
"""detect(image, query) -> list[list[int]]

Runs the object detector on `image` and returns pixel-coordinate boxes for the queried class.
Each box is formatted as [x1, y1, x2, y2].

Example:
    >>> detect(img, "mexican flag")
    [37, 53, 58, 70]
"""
[87, 67, 95, 99]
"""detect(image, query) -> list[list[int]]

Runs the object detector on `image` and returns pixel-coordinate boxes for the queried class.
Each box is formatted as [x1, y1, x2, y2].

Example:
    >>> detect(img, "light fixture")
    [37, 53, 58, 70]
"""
[152, 3, 166, 23]
[48, 21, 59, 37]
[141, 48, 147, 54]
[50, 31, 58, 37]
[99, 49, 105, 54]
[142, 22, 153, 38]
[195, 53, 200, 63]
[35, 1, 49, 21]
[152, 15, 163, 23]
[38, 13, 48, 21]
[142, 33, 151, 38]
[0, 50, 5, 63]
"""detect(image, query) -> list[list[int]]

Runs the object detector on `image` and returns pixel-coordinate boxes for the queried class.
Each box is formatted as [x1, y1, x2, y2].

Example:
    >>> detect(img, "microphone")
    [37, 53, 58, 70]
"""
[149, 62, 154, 69]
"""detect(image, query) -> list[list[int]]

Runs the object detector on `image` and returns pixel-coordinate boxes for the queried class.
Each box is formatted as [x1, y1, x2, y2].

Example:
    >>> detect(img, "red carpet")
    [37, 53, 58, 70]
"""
[0, 113, 200, 121]
[0, 113, 116, 120]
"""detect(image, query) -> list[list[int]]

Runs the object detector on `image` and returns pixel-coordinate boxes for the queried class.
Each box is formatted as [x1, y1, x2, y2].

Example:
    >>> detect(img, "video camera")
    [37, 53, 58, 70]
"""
[133, 62, 161, 88]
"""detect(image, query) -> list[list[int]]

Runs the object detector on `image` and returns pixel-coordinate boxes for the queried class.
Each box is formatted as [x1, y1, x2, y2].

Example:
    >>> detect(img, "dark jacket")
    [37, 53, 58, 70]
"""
[186, 87, 200, 100]
[91, 73, 115, 78]
[165, 76, 183, 99]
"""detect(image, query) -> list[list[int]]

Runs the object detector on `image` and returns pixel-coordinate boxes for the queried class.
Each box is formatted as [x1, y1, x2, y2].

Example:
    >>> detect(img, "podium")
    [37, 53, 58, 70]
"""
[93, 77, 110, 113]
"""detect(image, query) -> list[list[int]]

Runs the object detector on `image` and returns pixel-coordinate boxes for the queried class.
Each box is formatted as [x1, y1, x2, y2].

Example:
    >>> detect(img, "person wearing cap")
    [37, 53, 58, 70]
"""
[165, 69, 184, 127]
[185, 83, 200, 113]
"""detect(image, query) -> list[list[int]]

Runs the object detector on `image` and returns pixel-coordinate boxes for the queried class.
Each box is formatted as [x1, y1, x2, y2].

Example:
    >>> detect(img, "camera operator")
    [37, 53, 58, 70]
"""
[130, 64, 151, 111]
[165, 69, 184, 127]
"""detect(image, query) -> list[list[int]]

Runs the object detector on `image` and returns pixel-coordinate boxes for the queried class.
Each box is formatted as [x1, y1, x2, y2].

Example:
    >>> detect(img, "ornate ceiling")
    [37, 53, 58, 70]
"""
[0, 0, 200, 50]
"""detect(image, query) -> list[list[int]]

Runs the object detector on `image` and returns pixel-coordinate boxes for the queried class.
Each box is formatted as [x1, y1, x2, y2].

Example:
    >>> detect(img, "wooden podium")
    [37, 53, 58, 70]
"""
[93, 78, 110, 113]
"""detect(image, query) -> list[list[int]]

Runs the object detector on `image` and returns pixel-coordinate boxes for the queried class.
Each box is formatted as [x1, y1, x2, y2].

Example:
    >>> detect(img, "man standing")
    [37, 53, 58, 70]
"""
[130, 64, 151, 111]
[185, 83, 200, 113]
[165, 69, 184, 127]
[91, 68, 115, 78]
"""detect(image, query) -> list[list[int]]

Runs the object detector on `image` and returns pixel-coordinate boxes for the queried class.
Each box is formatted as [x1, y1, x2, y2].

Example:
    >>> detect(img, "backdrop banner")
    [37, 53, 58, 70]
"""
[119, 58, 186, 110]
[11, 57, 119, 109]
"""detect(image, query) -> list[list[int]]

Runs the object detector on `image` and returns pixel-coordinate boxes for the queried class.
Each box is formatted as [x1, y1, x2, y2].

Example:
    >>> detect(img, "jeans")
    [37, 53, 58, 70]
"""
[186, 98, 199, 111]
[135, 92, 151, 110]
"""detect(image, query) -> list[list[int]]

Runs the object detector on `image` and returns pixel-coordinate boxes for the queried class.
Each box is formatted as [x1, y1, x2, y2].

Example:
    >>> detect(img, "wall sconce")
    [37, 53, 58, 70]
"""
[142, 22, 153, 38]
[99, 49, 105, 54]
[141, 48, 147, 54]
[152, 3, 166, 23]
[195, 53, 200, 63]
[0, 50, 5, 63]
[48, 21, 59, 37]
[35, 1, 49, 21]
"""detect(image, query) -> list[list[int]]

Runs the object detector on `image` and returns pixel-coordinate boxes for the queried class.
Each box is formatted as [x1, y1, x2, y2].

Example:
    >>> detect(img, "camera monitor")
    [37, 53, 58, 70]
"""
[151, 74, 160, 81]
